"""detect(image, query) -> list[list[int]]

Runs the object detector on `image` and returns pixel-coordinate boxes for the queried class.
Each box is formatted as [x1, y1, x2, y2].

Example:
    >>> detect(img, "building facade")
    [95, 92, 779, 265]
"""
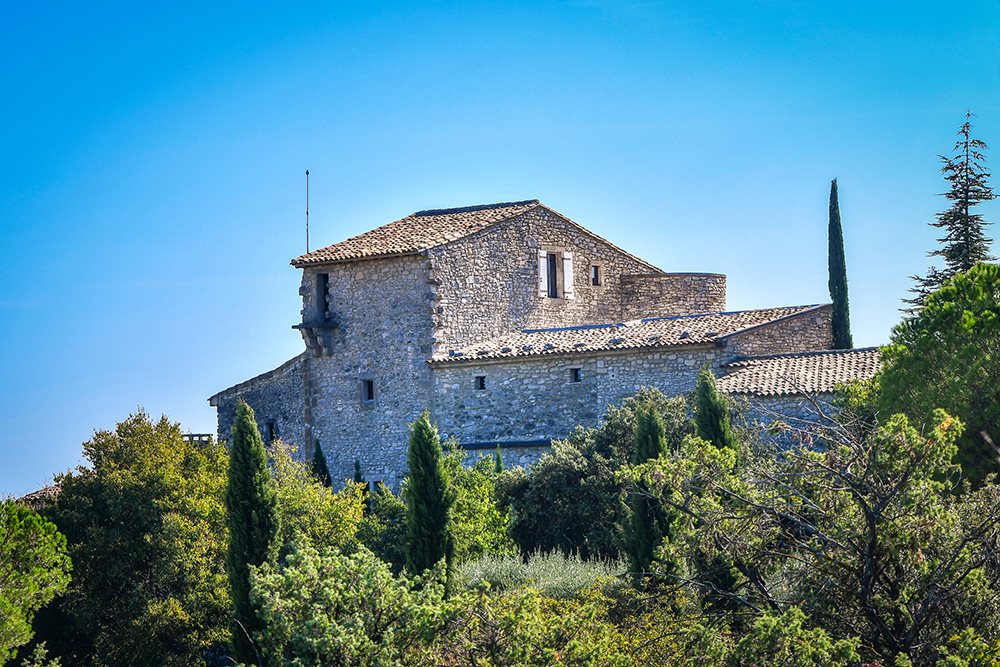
[210, 200, 880, 486]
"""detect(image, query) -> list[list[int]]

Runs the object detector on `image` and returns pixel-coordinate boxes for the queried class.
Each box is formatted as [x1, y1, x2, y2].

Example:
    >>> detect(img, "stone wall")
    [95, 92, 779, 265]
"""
[621, 273, 726, 319]
[299, 254, 435, 488]
[211, 353, 308, 453]
[427, 207, 659, 351]
[429, 345, 727, 447]
[723, 306, 833, 358]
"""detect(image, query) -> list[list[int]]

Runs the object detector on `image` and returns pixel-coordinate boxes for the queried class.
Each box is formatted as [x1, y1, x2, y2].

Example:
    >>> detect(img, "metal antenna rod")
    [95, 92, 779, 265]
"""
[305, 169, 310, 253]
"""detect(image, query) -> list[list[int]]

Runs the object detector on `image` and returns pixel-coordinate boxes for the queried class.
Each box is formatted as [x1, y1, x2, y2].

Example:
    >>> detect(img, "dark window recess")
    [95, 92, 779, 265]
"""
[264, 421, 275, 443]
[570, 368, 582, 383]
[591, 265, 602, 286]
[316, 273, 330, 321]
[547, 253, 559, 298]
[474, 376, 486, 390]
[362, 379, 375, 402]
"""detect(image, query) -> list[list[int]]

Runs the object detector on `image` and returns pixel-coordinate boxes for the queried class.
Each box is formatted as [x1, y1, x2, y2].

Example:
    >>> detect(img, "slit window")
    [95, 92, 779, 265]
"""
[474, 376, 486, 391]
[264, 421, 275, 443]
[590, 265, 602, 286]
[570, 368, 582, 383]
[361, 379, 375, 403]
[316, 273, 330, 321]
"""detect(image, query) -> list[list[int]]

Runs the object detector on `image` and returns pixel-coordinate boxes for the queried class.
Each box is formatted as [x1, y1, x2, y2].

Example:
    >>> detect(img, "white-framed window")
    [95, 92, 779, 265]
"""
[537, 249, 574, 300]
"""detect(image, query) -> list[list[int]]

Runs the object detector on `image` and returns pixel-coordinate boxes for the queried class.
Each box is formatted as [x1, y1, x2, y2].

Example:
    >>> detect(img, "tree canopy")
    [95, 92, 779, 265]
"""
[882, 262, 1000, 486]
[0, 501, 71, 665]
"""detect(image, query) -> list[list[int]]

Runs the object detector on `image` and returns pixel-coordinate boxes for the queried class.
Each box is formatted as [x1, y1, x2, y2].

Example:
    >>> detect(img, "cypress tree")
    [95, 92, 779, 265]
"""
[403, 413, 455, 588]
[353, 459, 364, 485]
[225, 401, 279, 664]
[695, 365, 738, 453]
[622, 404, 675, 588]
[493, 444, 504, 474]
[310, 440, 332, 487]
[907, 110, 995, 310]
[828, 179, 853, 349]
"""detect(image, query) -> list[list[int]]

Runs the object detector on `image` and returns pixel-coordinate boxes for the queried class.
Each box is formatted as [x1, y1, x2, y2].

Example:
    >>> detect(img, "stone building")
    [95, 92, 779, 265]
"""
[209, 200, 880, 486]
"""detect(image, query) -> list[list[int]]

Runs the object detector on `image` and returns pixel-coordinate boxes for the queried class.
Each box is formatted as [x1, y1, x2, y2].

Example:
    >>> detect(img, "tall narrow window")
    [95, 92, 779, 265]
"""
[591, 265, 602, 286]
[264, 421, 275, 444]
[547, 253, 559, 298]
[316, 273, 329, 321]
[361, 379, 375, 403]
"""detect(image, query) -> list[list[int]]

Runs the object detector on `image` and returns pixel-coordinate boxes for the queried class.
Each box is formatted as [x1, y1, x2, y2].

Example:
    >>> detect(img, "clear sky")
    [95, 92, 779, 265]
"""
[2, 0, 999, 496]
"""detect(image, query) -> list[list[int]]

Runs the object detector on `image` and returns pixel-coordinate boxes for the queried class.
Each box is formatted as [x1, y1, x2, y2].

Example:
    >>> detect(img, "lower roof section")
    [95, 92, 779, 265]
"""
[718, 347, 882, 397]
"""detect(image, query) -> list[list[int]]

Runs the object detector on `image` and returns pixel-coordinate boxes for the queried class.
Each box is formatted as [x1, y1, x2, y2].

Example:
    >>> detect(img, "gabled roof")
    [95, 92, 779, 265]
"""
[716, 347, 882, 396]
[430, 305, 827, 364]
[291, 200, 542, 267]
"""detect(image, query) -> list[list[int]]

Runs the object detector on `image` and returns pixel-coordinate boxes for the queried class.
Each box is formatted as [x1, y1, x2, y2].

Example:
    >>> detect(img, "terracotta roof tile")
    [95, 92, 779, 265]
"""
[291, 200, 541, 267]
[717, 347, 882, 396]
[430, 305, 826, 364]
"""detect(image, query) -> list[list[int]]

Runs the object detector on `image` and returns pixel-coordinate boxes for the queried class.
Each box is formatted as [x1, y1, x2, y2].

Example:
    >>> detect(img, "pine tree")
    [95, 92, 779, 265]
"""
[907, 110, 995, 309]
[403, 413, 455, 588]
[828, 179, 853, 349]
[622, 404, 675, 588]
[695, 365, 738, 453]
[310, 440, 332, 487]
[225, 401, 279, 664]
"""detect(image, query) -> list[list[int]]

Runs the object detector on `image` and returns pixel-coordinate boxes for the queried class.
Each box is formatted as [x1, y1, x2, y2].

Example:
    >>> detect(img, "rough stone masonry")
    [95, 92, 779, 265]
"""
[210, 200, 879, 487]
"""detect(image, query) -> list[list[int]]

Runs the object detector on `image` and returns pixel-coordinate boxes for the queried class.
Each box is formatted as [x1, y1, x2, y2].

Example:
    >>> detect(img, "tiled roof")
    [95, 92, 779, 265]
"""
[717, 347, 882, 396]
[430, 305, 826, 364]
[291, 200, 542, 267]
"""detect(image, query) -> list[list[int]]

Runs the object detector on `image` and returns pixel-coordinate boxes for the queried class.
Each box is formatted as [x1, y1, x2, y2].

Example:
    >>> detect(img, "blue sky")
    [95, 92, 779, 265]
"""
[2, 0, 998, 496]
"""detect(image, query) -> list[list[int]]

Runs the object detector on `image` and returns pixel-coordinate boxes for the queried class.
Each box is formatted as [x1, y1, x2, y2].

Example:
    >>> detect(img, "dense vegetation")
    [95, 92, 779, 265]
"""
[4, 119, 997, 666]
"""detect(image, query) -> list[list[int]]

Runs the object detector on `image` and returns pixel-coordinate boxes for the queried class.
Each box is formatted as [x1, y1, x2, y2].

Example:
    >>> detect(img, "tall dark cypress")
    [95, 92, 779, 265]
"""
[828, 179, 853, 349]
[404, 413, 455, 588]
[694, 365, 738, 453]
[310, 440, 332, 487]
[225, 401, 279, 664]
[622, 404, 675, 588]
[493, 444, 504, 474]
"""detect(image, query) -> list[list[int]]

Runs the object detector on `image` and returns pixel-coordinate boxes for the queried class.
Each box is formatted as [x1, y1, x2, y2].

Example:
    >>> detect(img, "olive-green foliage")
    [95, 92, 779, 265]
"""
[684, 606, 860, 667]
[249, 541, 631, 667]
[935, 628, 1000, 667]
[634, 409, 1000, 666]
[458, 550, 625, 600]
[440, 588, 630, 667]
[249, 539, 453, 667]
[694, 365, 738, 454]
[881, 263, 1000, 487]
[828, 178, 854, 349]
[32, 411, 230, 667]
[446, 453, 516, 562]
[269, 441, 365, 555]
[358, 482, 408, 574]
[226, 401, 279, 664]
[18, 641, 62, 667]
[0, 502, 70, 665]
[497, 388, 693, 561]
[308, 441, 331, 487]
[404, 413, 455, 583]
[622, 404, 677, 585]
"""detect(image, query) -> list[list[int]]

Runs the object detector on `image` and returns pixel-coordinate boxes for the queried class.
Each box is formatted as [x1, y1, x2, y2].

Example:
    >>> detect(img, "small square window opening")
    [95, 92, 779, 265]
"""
[570, 368, 582, 383]
[362, 379, 375, 403]
[475, 376, 486, 391]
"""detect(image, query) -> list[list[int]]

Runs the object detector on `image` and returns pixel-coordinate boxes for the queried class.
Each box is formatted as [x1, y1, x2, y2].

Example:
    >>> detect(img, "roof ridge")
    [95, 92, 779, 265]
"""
[517, 304, 822, 335]
[413, 199, 539, 217]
